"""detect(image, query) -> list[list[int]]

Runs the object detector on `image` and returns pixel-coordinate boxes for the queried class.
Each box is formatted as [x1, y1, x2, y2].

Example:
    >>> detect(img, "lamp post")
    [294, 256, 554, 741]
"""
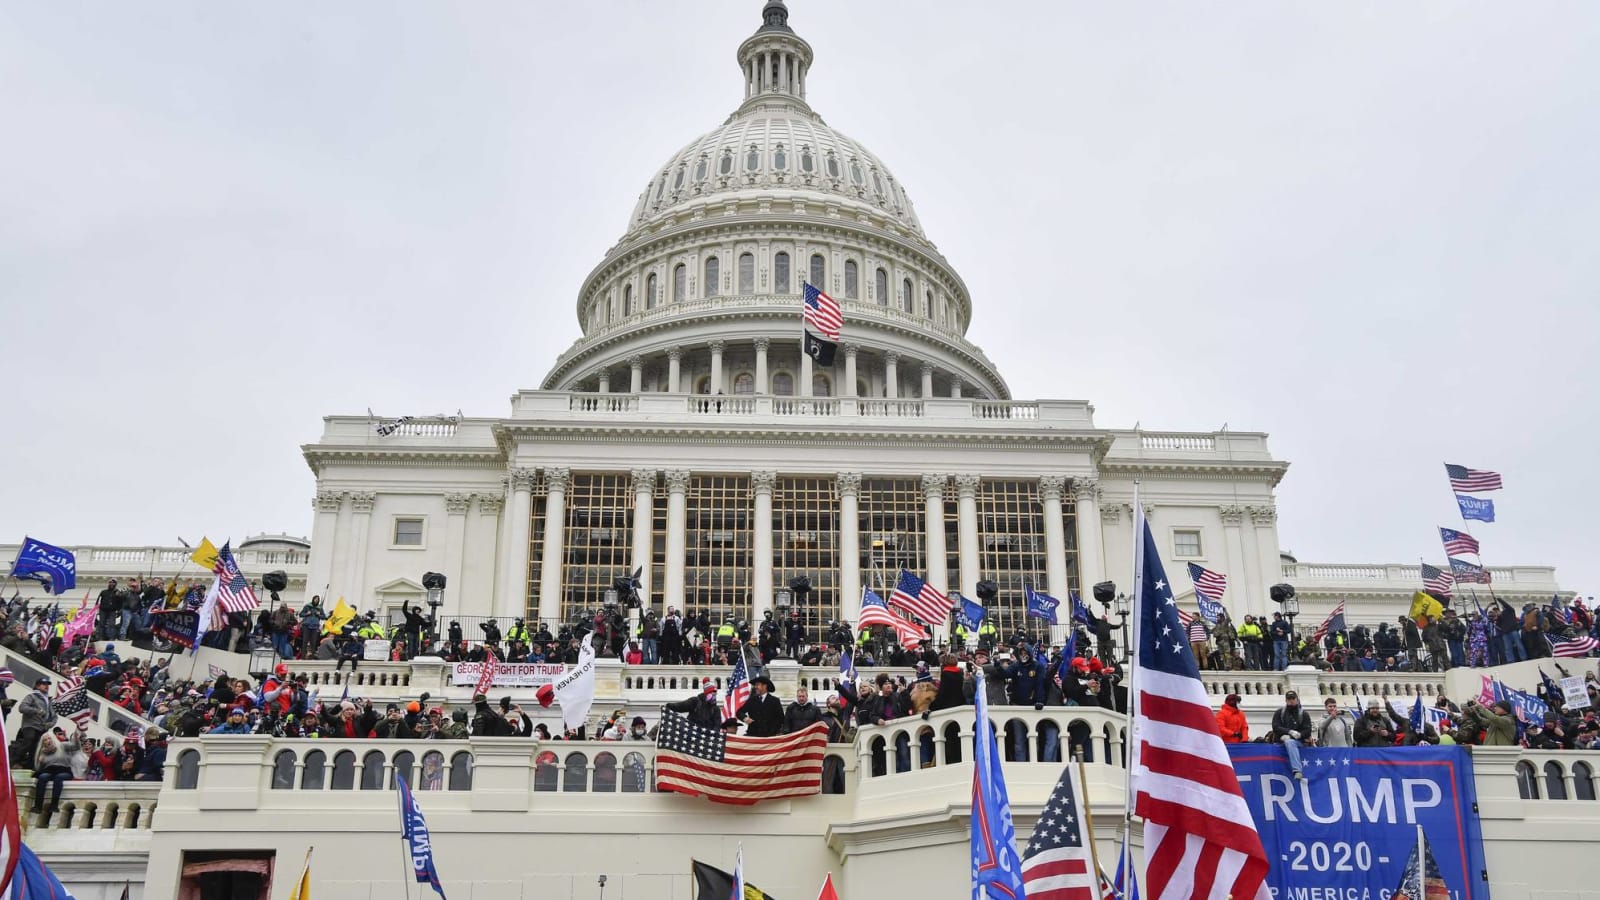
[422, 572, 446, 646]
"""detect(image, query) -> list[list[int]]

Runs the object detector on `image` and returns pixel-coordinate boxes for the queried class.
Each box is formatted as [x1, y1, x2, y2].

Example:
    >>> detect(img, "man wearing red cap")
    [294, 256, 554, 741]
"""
[663, 678, 723, 730]
[259, 663, 295, 716]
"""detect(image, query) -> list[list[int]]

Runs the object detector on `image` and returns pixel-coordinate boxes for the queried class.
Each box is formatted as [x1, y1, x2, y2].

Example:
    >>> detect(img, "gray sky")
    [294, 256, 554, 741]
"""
[3, 2, 1595, 592]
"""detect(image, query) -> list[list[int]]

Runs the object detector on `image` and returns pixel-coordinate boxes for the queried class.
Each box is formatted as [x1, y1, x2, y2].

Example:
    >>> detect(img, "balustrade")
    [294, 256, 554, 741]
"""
[18, 780, 161, 831]
[1139, 434, 1215, 451]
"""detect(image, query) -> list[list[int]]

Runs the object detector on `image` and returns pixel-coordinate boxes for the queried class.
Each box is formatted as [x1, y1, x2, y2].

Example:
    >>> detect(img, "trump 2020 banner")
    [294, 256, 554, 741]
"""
[1227, 745, 1489, 900]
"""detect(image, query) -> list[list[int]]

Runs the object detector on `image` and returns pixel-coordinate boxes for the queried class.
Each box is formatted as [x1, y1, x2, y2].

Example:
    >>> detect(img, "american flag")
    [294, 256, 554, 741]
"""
[889, 569, 953, 628]
[1420, 563, 1454, 597]
[859, 588, 927, 649]
[1445, 464, 1502, 493]
[1175, 607, 1196, 628]
[1547, 635, 1600, 659]
[1448, 558, 1492, 585]
[0, 705, 20, 897]
[655, 708, 827, 805]
[1021, 763, 1098, 900]
[1439, 527, 1480, 558]
[0, 668, 12, 687]
[802, 282, 842, 340]
[53, 675, 94, 728]
[722, 652, 751, 722]
[211, 542, 260, 613]
[1187, 563, 1227, 601]
[1128, 512, 1268, 900]
[1311, 600, 1347, 646]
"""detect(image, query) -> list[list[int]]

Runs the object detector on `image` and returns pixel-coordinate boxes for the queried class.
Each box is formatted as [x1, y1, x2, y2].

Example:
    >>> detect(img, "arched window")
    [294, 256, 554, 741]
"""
[694, 155, 708, 182]
[844, 260, 859, 299]
[654, 174, 666, 201]
[800, 146, 815, 173]
[809, 254, 825, 288]
[1545, 761, 1569, 800]
[622, 284, 633, 316]
[826, 153, 841, 179]
[733, 373, 755, 395]
[704, 257, 720, 297]
[391, 751, 416, 790]
[1575, 762, 1596, 801]
[872, 170, 885, 194]
[875, 268, 888, 306]
[622, 752, 650, 793]
[856, 379, 870, 398]
[772, 372, 794, 396]
[419, 751, 446, 791]
[773, 252, 791, 293]
[925, 290, 933, 319]
[564, 753, 588, 792]
[719, 150, 734, 176]
[448, 752, 473, 791]
[534, 751, 559, 792]
[773, 144, 788, 170]
[812, 374, 832, 397]
[745, 145, 760, 172]
[739, 253, 755, 293]
[850, 159, 865, 185]
[673, 264, 686, 302]
[301, 750, 327, 790]
[176, 749, 201, 790]
[695, 375, 712, 395]
[645, 274, 658, 309]
[902, 278, 914, 313]
[331, 751, 356, 791]
[271, 750, 296, 790]
[593, 752, 618, 793]
[1516, 761, 1540, 799]
[360, 751, 387, 790]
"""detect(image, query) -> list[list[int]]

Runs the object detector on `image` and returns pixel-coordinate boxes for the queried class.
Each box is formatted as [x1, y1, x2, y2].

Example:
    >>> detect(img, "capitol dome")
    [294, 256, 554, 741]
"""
[543, 1, 1008, 401]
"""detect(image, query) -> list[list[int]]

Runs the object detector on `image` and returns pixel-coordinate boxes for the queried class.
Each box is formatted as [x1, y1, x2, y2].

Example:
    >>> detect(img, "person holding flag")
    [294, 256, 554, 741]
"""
[397, 773, 447, 899]
[970, 666, 1027, 899]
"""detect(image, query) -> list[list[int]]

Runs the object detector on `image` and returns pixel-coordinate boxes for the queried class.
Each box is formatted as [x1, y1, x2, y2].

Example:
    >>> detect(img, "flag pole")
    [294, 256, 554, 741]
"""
[396, 782, 414, 900]
[1122, 479, 1143, 898]
[1077, 754, 1108, 892]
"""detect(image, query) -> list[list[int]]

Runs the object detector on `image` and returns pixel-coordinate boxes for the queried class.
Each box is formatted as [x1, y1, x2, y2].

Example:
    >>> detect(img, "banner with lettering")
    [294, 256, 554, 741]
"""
[150, 610, 200, 649]
[1227, 745, 1489, 900]
[450, 662, 568, 687]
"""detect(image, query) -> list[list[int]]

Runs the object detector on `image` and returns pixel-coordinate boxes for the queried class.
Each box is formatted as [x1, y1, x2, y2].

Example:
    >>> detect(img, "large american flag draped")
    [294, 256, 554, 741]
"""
[0, 708, 21, 897]
[859, 588, 927, 649]
[1021, 764, 1098, 900]
[654, 708, 827, 805]
[1547, 634, 1600, 659]
[1420, 564, 1454, 598]
[53, 675, 94, 727]
[889, 568, 952, 628]
[1438, 528, 1480, 558]
[721, 652, 751, 722]
[1129, 511, 1268, 900]
[212, 542, 260, 613]
[1445, 464, 1502, 493]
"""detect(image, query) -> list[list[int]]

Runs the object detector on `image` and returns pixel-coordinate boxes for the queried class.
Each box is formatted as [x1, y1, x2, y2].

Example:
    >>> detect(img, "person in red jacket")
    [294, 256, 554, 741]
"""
[1215, 693, 1250, 743]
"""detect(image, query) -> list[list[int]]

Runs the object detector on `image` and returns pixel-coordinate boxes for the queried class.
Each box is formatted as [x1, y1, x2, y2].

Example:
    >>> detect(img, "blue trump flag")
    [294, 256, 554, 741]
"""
[1024, 585, 1060, 624]
[956, 595, 986, 631]
[1410, 694, 1425, 734]
[971, 669, 1027, 899]
[1456, 494, 1495, 523]
[397, 773, 447, 898]
[839, 647, 857, 686]
[9, 537, 76, 595]
[1071, 591, 1090, 624]
[1228, 745, 1489, 900]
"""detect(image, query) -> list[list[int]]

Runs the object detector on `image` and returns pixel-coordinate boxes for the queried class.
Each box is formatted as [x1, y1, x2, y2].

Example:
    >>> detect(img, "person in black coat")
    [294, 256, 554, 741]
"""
[784, 686, 822, 733]
[737, 675, 785, 737]
[663, 679, 723, 731]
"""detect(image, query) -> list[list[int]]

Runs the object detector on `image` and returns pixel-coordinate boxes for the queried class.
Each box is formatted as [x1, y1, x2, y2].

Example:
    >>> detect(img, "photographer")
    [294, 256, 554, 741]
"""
[1316, 697, 1353, 747]
[1354, 697, 1404, 747]
[479, 618, 502, 645]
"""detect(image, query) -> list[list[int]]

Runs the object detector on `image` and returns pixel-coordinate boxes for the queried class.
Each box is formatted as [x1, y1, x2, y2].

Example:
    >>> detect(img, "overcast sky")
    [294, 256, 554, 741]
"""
[3, 2, 1595, 592]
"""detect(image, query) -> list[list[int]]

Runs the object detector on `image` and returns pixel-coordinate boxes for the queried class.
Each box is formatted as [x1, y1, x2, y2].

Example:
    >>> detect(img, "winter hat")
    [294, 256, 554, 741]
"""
[631, 716, 646, 726]
[701, 678, 717, 696]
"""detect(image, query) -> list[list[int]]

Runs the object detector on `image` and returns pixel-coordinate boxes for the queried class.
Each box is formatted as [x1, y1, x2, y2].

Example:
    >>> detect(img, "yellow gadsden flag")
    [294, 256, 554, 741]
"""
[288, 847, 312, 900]
[1409, 591, 1445, 625]
[323, 598, 356, 636]
[189, 537, 220, 570]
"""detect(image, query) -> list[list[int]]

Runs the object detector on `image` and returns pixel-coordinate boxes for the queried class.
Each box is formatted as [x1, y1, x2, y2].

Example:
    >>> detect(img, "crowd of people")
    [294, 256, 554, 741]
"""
[1180, 596, 1598, 673]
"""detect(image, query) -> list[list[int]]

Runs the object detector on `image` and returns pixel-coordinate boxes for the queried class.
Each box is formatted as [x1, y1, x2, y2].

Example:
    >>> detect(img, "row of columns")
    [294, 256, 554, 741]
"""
[592, 340, 967, 399]
[509, 470, 1092, 623]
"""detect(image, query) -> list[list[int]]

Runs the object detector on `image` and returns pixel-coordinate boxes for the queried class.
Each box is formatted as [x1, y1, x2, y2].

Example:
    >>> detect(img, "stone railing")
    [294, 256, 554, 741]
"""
[512, 391, 1097, 428]
[1139, 433, 1216, 452]
[284, 660, 415, 688]
[1199, 668, 1447, 701]
[855, 706, 1127, 780]
[0, 544, 310, 585]
[18, 779, 162, 832]
[1281, 562, 1567, 597]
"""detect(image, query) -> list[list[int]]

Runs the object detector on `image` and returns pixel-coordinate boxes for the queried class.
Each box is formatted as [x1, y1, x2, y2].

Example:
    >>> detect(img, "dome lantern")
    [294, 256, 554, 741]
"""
[738, 0, 811, 106]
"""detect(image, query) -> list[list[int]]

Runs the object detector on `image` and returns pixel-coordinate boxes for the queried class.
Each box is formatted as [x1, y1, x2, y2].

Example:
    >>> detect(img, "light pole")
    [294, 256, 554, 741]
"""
[422, 572, 446, 647]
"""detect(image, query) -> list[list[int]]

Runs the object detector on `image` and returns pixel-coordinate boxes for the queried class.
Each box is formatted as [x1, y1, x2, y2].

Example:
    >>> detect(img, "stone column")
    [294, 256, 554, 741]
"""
[444, 493, 470, 615]
[838, 473, 862, 621]
[921, 364, 935, 399]
[630, 469, 657, 611]
[709, 340, 724, 395]
[667, 347, 683, 393]
[1219, 506, 1250, 618]
[884, 352, 900, 399]
[628, 356, 643, 393]
[922, 474, 949, 596]
[345, 492, 376, 606]
[754, 337, 770, 393]
[955, 475, 980, 599]
[664, 470, 690, 609]
[1249, 505, 1281, 622]
[951, 377, 963, 399]
[843, 346, 858, 397]
[800, 343, 813, 397]
[752, 471, 776, 619]
[500, 469, 535, 621]
[470, 493, 503, 619]
[537, 468, 570, 622]
[1071, 478, 1103, 594]
[308, 491, 344, 601]
[1039, 476, 1068, 597]
[597, 370, 610, 394]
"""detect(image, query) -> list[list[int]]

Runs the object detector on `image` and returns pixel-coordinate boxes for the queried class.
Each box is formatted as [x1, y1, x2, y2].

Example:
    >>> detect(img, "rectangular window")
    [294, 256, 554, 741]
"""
[393, 518, 424, 547]
[974, 479, 1047, 638]
[1173, 529, 1202, 558]
[559, 473, 635, 623]
[772, 476, 840, 639]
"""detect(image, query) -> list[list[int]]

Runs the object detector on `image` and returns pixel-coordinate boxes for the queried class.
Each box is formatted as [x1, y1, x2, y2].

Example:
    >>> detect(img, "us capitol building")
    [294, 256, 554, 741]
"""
[6, 4, 1586, 899]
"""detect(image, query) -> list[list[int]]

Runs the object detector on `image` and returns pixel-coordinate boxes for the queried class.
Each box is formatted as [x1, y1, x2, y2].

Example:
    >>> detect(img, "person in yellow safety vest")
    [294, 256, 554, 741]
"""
[716, 620, 736, 647]
[953, 623, 970, 649]
[506, 619, 531, 645]
[976, 619, 998, 650]
[357, 617, 385, 641]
